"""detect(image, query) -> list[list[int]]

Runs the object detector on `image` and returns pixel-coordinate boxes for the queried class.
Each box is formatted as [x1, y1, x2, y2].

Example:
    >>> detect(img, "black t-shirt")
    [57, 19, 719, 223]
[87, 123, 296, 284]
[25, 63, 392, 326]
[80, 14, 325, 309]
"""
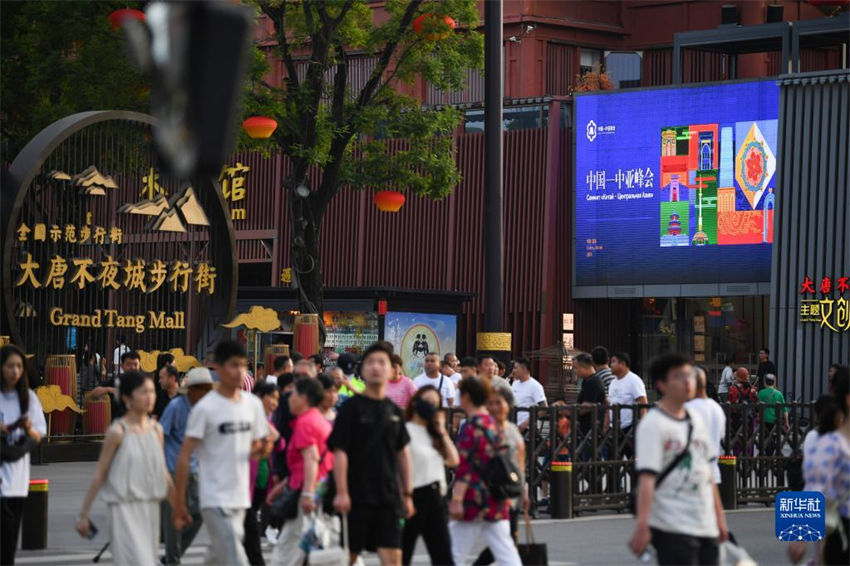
[328, 394, 410, 506]
[99, 376, 125, 421]
[577, 374, 606, 432]
[152, 391, 178, 420]
[271, 391, 296, 478]
[757, 360, 777, 385]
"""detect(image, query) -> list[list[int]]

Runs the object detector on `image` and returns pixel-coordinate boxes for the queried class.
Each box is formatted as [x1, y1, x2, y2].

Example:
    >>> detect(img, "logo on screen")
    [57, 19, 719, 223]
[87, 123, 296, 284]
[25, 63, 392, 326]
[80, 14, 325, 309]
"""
[775, 491, 825, 542]
[586, 120, 597, 142]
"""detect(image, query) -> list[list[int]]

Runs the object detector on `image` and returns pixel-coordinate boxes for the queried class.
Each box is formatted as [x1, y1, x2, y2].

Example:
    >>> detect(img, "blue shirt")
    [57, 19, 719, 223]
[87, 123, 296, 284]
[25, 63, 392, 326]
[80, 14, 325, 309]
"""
[159, 395, 197, 474]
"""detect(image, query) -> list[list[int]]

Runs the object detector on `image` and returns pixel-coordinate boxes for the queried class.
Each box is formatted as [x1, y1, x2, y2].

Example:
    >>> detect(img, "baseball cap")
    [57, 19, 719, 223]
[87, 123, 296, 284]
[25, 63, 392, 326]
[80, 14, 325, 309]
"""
[337, 353, 357, 375]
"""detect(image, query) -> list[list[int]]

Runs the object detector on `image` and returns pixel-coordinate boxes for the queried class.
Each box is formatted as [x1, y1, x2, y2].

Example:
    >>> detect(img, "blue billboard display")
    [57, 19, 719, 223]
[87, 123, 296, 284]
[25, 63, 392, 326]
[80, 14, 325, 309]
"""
[574, 80, 780, 293]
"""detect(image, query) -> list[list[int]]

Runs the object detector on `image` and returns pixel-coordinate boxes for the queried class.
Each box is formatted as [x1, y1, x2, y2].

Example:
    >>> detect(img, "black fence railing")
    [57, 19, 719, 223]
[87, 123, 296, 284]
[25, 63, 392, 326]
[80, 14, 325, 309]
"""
[445, 401, 815, 516]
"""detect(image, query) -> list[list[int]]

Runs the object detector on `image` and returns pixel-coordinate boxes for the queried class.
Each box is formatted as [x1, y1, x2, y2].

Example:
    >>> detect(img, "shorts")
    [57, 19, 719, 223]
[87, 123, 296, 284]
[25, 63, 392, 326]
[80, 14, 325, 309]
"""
[348, 503, 402, 553]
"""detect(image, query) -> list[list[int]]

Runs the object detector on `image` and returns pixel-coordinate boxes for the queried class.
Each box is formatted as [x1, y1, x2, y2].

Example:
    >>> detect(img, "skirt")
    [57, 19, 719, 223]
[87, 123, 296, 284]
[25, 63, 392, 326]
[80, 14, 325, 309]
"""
[109, 500, 160, 565]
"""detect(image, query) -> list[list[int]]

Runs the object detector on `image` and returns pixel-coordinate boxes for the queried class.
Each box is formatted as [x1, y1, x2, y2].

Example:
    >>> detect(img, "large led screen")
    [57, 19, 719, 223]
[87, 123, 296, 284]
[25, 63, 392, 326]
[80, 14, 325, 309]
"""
[574, 80, 779, 294]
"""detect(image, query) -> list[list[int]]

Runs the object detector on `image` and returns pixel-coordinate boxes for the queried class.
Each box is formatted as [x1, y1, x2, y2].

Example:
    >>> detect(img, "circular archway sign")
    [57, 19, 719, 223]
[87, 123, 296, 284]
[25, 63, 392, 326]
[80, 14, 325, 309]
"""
[2, 111, 237, 364]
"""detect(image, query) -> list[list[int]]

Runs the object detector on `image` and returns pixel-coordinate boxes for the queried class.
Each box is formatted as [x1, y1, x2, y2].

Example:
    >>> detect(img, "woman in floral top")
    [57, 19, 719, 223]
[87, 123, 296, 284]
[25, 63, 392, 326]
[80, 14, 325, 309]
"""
[790, 366, 850, 566]
[449, 377, 522, 566]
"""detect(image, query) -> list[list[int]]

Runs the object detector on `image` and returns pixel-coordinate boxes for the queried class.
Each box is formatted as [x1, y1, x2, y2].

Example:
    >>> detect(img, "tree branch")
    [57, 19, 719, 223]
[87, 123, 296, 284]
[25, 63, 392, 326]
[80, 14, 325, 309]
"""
[353, 0, 423, 111]
[260, 2, 299, 91]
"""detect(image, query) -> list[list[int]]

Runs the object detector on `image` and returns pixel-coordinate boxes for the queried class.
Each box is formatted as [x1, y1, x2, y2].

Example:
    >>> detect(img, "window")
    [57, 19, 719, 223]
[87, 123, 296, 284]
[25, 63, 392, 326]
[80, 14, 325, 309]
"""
[605, 51, 642, 89]
[463, 104, 549, 133]
[579, 48, 603, 75]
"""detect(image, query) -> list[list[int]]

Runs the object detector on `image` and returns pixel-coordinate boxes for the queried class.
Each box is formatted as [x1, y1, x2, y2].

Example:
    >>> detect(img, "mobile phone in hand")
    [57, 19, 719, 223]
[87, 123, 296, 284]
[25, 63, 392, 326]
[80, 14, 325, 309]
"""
[87, 521, 98, 540]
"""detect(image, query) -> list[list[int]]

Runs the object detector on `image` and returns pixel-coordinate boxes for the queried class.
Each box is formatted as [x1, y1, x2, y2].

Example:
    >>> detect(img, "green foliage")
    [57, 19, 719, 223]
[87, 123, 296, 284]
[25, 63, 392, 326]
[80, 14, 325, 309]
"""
[244, 0, 483, 202]
[0, 1, 150, 155]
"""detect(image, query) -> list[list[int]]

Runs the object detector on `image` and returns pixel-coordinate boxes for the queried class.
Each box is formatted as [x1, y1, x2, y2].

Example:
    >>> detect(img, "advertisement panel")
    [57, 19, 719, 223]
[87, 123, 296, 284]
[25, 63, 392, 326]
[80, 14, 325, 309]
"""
[574, 80, 779, 294]
[384, 312, 457, 378]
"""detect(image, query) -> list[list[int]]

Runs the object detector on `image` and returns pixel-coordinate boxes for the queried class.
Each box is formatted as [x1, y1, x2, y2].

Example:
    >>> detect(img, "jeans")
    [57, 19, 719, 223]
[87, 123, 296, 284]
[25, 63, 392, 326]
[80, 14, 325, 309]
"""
[162, 473, 203, 565]
[243, 487, 266, 566]
[201, 507, 248, 566]
[650, 527, 719, 566]
[449, 519, 521, 566]
[401, 483, 453, 565]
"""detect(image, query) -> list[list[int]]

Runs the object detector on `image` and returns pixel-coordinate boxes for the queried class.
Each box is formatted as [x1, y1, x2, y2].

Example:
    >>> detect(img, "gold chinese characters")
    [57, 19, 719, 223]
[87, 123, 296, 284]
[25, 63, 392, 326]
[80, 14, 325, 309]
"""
[15, 254, 216, 295]
[17, 222, 122, 245]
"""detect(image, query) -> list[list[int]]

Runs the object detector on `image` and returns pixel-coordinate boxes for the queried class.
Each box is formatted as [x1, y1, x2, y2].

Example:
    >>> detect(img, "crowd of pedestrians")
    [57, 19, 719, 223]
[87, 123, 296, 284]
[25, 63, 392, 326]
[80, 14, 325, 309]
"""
[1, 338, 848, 566]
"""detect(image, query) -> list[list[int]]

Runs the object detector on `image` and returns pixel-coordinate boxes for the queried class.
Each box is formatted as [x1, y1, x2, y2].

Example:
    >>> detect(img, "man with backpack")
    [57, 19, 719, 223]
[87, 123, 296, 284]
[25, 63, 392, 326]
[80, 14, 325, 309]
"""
[629, 353, 728, 565]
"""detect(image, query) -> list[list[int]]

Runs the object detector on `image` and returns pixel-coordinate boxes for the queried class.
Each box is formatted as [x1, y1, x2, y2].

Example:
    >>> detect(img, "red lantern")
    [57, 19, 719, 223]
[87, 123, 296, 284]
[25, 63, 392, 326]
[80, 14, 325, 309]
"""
[412, 14, 456, 41]
[108, 8, 145, 31]
[242, 116, 278, 139]
[373, 190, 406, 212]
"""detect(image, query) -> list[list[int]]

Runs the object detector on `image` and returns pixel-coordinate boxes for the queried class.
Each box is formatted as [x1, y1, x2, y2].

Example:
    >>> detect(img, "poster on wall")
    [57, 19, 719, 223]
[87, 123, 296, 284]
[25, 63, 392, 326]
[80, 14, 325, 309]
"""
[574, 80, 779, 294]
[384, 312, 457, 378]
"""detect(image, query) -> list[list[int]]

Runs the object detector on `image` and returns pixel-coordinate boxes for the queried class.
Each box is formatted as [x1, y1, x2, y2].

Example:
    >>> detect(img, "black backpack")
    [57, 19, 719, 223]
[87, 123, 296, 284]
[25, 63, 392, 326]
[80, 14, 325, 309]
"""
[472, 421, 523, 500]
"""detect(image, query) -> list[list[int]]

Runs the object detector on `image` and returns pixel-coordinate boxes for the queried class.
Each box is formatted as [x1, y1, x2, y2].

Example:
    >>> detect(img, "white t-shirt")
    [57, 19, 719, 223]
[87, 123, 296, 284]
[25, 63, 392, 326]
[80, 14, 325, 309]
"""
[802, 429, 819, 457]
[607, 371, 647, 429]
[113, 344, 129, 373]
[185, 389, 269, 509]
[1, 390, 47, 497]
[406, 422, 446, 493]
[635, 407, 718, 538]
[511, 377, 547, 426]
[685, 397, 726, 484]
[448, 371, 462, 386]
[718, 366, 734, 394]
[413, 374, 455, 407]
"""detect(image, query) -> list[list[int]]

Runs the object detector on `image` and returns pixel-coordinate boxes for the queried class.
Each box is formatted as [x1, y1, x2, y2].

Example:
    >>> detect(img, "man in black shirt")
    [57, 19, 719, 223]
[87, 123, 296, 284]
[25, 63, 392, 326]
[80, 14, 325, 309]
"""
[329, 341, 413, 565]
[575, 352, 607, 461]
[91, 350, 141, 420]
[756, 348, 777, 390]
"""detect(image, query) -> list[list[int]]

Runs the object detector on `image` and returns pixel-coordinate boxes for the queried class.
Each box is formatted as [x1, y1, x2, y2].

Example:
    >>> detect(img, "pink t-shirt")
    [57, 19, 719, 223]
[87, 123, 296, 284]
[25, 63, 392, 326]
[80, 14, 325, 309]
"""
[385, 376, 418, 409]
[286, 408, 334, 490]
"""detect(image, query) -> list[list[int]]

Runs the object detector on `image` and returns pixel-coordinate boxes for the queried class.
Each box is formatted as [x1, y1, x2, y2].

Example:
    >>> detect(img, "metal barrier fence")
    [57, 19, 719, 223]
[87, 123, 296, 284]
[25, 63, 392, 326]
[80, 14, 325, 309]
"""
[446, 401, 815, 517]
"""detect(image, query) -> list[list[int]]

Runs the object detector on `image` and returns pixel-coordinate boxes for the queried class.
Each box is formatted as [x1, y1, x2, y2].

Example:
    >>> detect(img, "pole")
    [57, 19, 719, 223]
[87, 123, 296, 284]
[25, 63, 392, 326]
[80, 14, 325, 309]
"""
[483, 0, 503, 332]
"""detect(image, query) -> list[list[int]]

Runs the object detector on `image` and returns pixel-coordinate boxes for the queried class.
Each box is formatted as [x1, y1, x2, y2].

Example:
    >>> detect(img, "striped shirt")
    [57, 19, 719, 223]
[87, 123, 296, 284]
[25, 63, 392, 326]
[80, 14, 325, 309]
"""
[594, 368, 615, 396]
[241, 372, 255, 392]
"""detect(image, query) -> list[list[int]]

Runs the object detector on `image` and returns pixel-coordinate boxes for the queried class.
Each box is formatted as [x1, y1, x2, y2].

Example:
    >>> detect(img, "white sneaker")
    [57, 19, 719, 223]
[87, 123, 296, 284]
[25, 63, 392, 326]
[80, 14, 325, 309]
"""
[265, 526, 280, 545]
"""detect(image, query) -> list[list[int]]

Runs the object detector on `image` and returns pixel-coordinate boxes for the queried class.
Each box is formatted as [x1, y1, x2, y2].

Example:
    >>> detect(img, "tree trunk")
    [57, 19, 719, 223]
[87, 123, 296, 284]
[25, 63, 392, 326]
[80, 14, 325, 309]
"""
[289, 189, 326, 346]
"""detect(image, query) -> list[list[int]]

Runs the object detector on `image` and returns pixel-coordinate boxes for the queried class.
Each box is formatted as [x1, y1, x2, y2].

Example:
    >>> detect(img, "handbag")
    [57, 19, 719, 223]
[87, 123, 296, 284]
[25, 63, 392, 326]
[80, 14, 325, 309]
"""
[628, 412, 692, 514]
[517, 510, 548, 565]
[472, 421, 523, 500]
[305, 513, 349, 566]
[268, 487, 301, 529]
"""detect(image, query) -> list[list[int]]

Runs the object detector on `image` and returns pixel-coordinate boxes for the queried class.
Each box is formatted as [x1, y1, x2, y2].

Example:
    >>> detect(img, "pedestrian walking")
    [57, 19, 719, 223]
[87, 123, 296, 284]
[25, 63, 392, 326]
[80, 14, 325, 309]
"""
[330, 341, 413, 566]
[332, 353, 364, 406]
[473, 386, 528, 566]
[605, 352, 648, 458]
[159, 367, 214, 566]
[755, 348, 776, 389]
[153, 364, 180, 420]
[91, 350, 141, 421]
[757, 373, 789, 457]
[413, 353, 456, 408]
[510, 358, 547, 433]
[112, 335, 129, 377]
[728, 367, 757, 457]
[317, 373, 339, 422]
[386, 354, 417, 410]
[77, 371, 173, 565]
[686, 366, 726, 485]
[172, 340, 274, 566]
[1, 345, 46, 566]
[629, 353, 728, 566]
[401, 386, 459, 566]
[449, 377, 522, 566]
[717, 361, 734, 403]
[591, 346, 616, 395]
[244, 382, 282, 566]
[790, 365, 850, 566]
[575, 353, 606, 462]
[269, 378, 334, 566]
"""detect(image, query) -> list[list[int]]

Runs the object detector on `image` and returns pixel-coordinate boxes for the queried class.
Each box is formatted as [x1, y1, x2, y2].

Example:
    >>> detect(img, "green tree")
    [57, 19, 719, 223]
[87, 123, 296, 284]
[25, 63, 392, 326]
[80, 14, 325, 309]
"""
[0, 1, 150, 157]
[246, 0, 483, 340]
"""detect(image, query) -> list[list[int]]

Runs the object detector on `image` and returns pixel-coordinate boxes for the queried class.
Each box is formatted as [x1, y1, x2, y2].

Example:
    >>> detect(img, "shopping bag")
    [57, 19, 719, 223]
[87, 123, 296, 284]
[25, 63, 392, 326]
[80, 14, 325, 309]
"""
[517, 511, 548, 565]
[719, 532, 756, 566]
[307, 513, 348, 566]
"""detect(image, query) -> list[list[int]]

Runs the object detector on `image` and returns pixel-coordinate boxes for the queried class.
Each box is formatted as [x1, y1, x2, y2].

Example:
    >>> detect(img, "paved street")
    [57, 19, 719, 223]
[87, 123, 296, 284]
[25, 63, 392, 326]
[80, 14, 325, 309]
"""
[16, 462, 794, 565]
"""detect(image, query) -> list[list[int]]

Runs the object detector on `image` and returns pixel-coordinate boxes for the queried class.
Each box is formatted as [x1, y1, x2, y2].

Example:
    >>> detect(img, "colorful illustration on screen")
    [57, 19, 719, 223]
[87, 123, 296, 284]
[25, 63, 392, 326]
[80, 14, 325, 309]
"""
[384, 312, 458, 377]
[659, 120, 776, 248]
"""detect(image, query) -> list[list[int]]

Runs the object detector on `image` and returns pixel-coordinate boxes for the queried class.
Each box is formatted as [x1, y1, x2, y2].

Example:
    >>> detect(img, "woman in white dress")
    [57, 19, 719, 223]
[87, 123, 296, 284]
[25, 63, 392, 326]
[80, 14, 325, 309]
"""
[76, 370, 173, 565]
